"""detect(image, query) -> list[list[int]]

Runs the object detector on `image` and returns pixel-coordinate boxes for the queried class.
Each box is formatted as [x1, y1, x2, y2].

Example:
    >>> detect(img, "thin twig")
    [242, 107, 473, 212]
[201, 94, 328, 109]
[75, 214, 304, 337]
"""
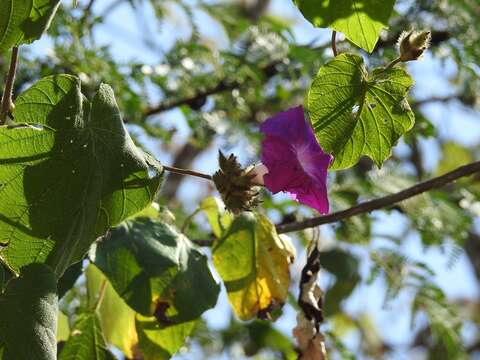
[0, 47, 19, 125]
[163, 165, 212, 180]
[94, 280, 107, 312]
[331, 30, 338, 56]
[276, 160, 480, 234]
[181, 207, 202, 233]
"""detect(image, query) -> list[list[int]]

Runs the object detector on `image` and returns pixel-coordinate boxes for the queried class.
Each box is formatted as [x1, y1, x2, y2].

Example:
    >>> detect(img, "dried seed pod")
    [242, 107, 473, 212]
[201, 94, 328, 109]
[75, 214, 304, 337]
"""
[212, 151, 261, 214]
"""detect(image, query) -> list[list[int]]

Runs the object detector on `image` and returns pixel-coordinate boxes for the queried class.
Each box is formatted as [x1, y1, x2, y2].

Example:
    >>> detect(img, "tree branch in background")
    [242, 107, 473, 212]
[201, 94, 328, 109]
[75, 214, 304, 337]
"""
[0, 47, 19, 125]
[143, 61, 281, 117]
[142, 30, 453, 119]
[276, 160, 480, 234]
[161, 142, 208, 201]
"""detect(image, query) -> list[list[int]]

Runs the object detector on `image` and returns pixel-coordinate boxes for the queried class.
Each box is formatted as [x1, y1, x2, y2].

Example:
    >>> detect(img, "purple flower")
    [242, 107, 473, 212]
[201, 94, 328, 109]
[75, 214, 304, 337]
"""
[258, 106, 333, 214]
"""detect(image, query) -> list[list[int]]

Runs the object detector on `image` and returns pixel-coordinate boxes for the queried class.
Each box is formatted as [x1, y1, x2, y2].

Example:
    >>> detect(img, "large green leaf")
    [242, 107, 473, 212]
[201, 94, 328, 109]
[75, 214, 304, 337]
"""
[308, 53, 414, 169]
[0, 263, 57, 360]
[213, 213, 294, 321]
[59, 312, 116, 360]
[0, 75, 163, 275]
[293, 0, 395, 52]
[0, 0, 61, 51]
[91, 218, 220, 322]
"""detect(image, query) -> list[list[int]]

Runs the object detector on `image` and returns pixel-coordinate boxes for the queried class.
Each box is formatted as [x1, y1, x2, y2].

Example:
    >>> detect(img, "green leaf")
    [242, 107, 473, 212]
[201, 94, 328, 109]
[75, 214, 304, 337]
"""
[246, 321, 297, 360]
[293, 0, 395, 52]
[201, 196, 233, 238]
[308, 53, 414, 169]
[57, 311, 70, 342]
[320, 249, 360, 315]
[59, 312, 116, 360]
[86, 264, 138, 359]
[86, 264, 197, 360]
[436, 142, 473, 175]
[91, 218, 220, 322]
[21, 0, 61, 44]
[213, 213, 294, 321]
[0, 263, 58, 360]
[0, 75, 163, 275]
[0, 0, 61, 51]
[135, 314, 196, 360]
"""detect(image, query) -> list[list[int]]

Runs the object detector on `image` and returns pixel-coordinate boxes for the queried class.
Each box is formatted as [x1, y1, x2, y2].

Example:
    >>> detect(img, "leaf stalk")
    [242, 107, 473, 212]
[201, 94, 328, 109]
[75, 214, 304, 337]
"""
[0, 47, 19, 125]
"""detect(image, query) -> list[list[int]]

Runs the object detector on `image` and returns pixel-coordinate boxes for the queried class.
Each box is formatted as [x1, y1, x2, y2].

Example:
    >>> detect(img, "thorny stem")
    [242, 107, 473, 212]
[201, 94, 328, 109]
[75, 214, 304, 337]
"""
[276, 160, 480, 234]
[0, 47, 19, 125]
[163, 165, 212, 181]
[331, 31, 338, 56]
[94, 280, 108, 312]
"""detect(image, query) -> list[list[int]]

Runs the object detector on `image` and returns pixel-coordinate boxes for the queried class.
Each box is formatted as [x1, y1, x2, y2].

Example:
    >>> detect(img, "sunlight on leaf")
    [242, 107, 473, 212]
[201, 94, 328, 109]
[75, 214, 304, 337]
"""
[86, 265, 138, 359]
[308, 53, 415, 169]
[201, 196, 233, 238]
[293, 0, 395, 52]
[0, 0, 60, 51]
[0, 75, 163, 275]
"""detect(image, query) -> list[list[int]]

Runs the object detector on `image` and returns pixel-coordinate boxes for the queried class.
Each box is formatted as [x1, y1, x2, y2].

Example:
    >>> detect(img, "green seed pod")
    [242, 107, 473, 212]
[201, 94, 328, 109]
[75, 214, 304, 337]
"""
[398, 30, 431, 62]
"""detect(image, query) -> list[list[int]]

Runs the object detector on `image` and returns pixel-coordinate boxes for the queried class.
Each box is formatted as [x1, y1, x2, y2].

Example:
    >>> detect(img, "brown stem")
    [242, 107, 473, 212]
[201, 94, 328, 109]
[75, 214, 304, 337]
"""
[94, 280, 107, 312]
[163, 165, 212, 181]
[331, 30, 338, 56]
[0, 47, 19, 125]
[276, 160, 480, 234]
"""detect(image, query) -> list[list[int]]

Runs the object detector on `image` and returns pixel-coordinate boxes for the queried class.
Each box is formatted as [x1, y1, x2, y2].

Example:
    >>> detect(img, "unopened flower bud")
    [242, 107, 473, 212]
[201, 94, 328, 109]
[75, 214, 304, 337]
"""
[212, 151, 261, 214]
[397, 30, 431, 62]
[250, 163, 268, 186]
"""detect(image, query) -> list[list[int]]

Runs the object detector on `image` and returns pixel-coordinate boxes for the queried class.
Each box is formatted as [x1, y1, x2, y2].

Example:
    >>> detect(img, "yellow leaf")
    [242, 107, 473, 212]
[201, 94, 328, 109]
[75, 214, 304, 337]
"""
[201, 196, 233, 238]
[86, 265, 138, 358]
[213, 212, 293, 320]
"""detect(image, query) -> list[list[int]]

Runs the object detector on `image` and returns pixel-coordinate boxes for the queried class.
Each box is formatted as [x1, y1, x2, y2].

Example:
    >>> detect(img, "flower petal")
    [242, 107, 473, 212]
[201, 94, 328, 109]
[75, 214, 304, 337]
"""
[260, 106, 313, 146]
[260, 106, 332, 214]
[261, 135, 308, 193]
[289, 181, 330, 214]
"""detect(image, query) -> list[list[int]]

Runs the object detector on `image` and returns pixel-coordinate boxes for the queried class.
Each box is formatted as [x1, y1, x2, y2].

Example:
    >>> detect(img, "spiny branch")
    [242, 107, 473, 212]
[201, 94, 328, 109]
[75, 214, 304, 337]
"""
[0, 47, 19, 125]
[276, 160, 480, 234]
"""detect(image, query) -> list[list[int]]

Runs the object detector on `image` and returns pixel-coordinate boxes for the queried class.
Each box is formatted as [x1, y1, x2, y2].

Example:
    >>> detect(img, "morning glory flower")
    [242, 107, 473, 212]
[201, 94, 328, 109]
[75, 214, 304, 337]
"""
[256, 106, 333, 214]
